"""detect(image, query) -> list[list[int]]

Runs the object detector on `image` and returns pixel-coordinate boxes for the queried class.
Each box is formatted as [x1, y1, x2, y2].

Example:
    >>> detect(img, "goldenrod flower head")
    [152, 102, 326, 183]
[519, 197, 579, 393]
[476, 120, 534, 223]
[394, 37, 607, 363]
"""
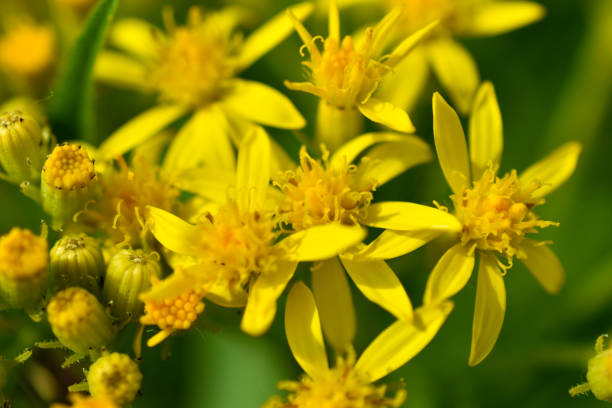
[150, 7, 238, 107]
[0, 19, 55, 78]
[47, 287, 115, 354]
[50, 234, 104, 294]
[88, 352, 142, 405]
[41, 144, 97, 229]
[275, 146, 376, 231]
[0, 227, 48, 309]
[103, 249, 161, 321]
[140, 274, 206, 347]
[51, 393, 118, 408]
[269, 353, 406, 408]
[452, 167, 556, 262]
[0, 111, 47, 183]
[570, 335, 612, 402]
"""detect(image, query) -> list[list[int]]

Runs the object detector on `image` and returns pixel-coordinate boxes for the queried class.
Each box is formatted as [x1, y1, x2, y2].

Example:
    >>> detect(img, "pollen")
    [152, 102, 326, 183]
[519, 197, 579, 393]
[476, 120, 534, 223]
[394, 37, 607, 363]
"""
[149, 7, 237, 107]
[286, 32, 384, 109]
[140, 276, 206, 346]
[0, 227, 48, 280]
[43, 144, 95, 190]
[0, 20, 55, 78]
[275, 147, 376, 231]
[453, 168, 557, 260]
[267, 355, 406, 408]
[88, 353, 142, 405]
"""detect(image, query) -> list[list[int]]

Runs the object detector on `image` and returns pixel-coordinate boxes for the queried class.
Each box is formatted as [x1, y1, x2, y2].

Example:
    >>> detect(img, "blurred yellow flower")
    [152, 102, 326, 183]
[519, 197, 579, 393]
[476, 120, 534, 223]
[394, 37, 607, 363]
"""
[95, 4, 312, 166]
[51, 393, 118, 408]
[570, 335, 612, 402]
[366, 82, 581, 365]
[264, 282, 453, 408]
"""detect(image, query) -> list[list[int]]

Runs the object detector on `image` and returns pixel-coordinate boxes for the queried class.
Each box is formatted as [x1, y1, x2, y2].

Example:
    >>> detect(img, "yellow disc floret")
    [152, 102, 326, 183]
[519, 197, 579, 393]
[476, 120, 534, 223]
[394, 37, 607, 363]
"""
[150, 7, 237, 107]
[453, 168, 556, 262]
[51, 394, 118, 408]
[88, 352, 142, 405]
[140, 276, 206, 346]
[43, 144, 95, 190]
[0, 227, 48, 309]
[47, 287, 115, 354]
[266, 355, 406, 408]
[0, 20, 55, 78]
[275, 147, 376, 231]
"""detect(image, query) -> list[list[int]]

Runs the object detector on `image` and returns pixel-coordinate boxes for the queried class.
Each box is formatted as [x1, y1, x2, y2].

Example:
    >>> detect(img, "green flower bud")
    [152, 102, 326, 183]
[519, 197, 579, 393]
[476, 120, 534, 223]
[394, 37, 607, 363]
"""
[103, 249, 161, 321]
[41, 144, 96, 229]
[0, 111, 47, 183]
[47, 287, 115, 354]
[0, 227, 49, 310]
[88, 352, 142, 405]
[50, 234, 104, 295]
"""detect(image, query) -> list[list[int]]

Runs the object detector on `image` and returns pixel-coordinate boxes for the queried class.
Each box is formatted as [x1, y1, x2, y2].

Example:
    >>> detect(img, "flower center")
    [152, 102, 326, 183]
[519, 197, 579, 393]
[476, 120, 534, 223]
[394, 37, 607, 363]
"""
[453, 168, 556, 260]
[0, 228, 48, 280]
[47, 287, 100, 330]
[194, 201, 277, 291]
[0, 21, 55, 77]
[43, 144, 95, 190]
[149, 8, 237, 107]
[275, 147, 376, 231]
[272, 356, 406, 408]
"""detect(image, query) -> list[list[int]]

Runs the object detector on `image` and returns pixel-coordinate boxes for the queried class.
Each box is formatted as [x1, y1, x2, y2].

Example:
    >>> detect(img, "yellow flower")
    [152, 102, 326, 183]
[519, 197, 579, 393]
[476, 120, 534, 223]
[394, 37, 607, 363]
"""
[285, 0, 436, 148]
[364, 82, 581, 365]
[51, 394, 118, 408]
[264, 282, 453, 408]
[370, 0, 546, 113]
[0, 18, 55, 81]
[144, 127, 367, 340]
[95, 4, 312, 170]
[88, 352, 142, 405]
[570, 335, 612, 402]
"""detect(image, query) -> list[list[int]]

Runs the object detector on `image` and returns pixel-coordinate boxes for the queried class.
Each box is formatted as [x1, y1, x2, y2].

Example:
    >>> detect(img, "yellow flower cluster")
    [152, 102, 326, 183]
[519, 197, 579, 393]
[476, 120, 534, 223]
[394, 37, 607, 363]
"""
[0, 0, 594, 407]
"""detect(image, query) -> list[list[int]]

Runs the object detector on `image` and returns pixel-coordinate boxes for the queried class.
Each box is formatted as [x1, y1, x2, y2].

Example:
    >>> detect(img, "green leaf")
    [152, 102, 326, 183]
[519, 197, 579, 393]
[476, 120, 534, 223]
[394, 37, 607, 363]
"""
[48, 0, 119, 144]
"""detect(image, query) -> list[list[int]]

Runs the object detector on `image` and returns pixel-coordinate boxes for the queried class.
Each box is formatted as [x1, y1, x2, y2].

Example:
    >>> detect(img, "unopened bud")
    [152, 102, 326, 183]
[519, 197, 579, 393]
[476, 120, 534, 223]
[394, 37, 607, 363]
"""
[0, 227, 48, 310]
[47, 287, 114, 354]
[0, 111, 47, 183]
[50, 234, 104, 295]
[41, 144, 96, 229]
[88, 352, 142, 405]
[103, 249, 161, 321]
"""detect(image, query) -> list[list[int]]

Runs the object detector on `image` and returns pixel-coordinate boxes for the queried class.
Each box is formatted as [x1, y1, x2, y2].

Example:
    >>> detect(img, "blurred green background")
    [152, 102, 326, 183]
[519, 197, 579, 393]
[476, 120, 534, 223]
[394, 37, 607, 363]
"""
[2, 0, 612, 407]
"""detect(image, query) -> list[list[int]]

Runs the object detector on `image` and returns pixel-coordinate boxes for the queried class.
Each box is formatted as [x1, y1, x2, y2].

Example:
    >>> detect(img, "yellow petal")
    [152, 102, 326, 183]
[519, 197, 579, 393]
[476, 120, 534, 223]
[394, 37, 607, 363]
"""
[285, 282, 329, 379]
[94, 51, 148, 90]
[361, 136, 433, 187]
[364, 202, 462, 232]
[376, 49, 429, 113]
[281, 224, 366, 262]
[328, 0, 340, 41]
[423, 244, 475, 305]
[222, 80, 306, 129]
[206, 282, 248, 308]
[132, 131, 172, 166]
[236, 126, 270, 211]
[459, 2, 546, 37]
[370, 6, 403, 53]
[353, 229, 441, 260]
[330, 132, 408, 169]
[432, 92, 471, 194]
[469, 253, 506, 366]
[428, 38, 480, 114]
[238, 2, 314, 70]
[147, 206, 200, 256]
[99, 105, 188, 159]
[141, 264, 211, 301]
[311, 258, 355, 352]
[469, 81, 503, 180]
[241, 261, 298, 336]
[386, 21, 439, 68]
[109, 18, 161, 60]
[341, 258, 413, 321]
[519, 240, 564, 295]
[355, 301, 454, 382]
[358, 98, 415, 133]
[519, 142, 582, 198]
[173, 167, 235, 203]
[163, 107, 235, 174]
